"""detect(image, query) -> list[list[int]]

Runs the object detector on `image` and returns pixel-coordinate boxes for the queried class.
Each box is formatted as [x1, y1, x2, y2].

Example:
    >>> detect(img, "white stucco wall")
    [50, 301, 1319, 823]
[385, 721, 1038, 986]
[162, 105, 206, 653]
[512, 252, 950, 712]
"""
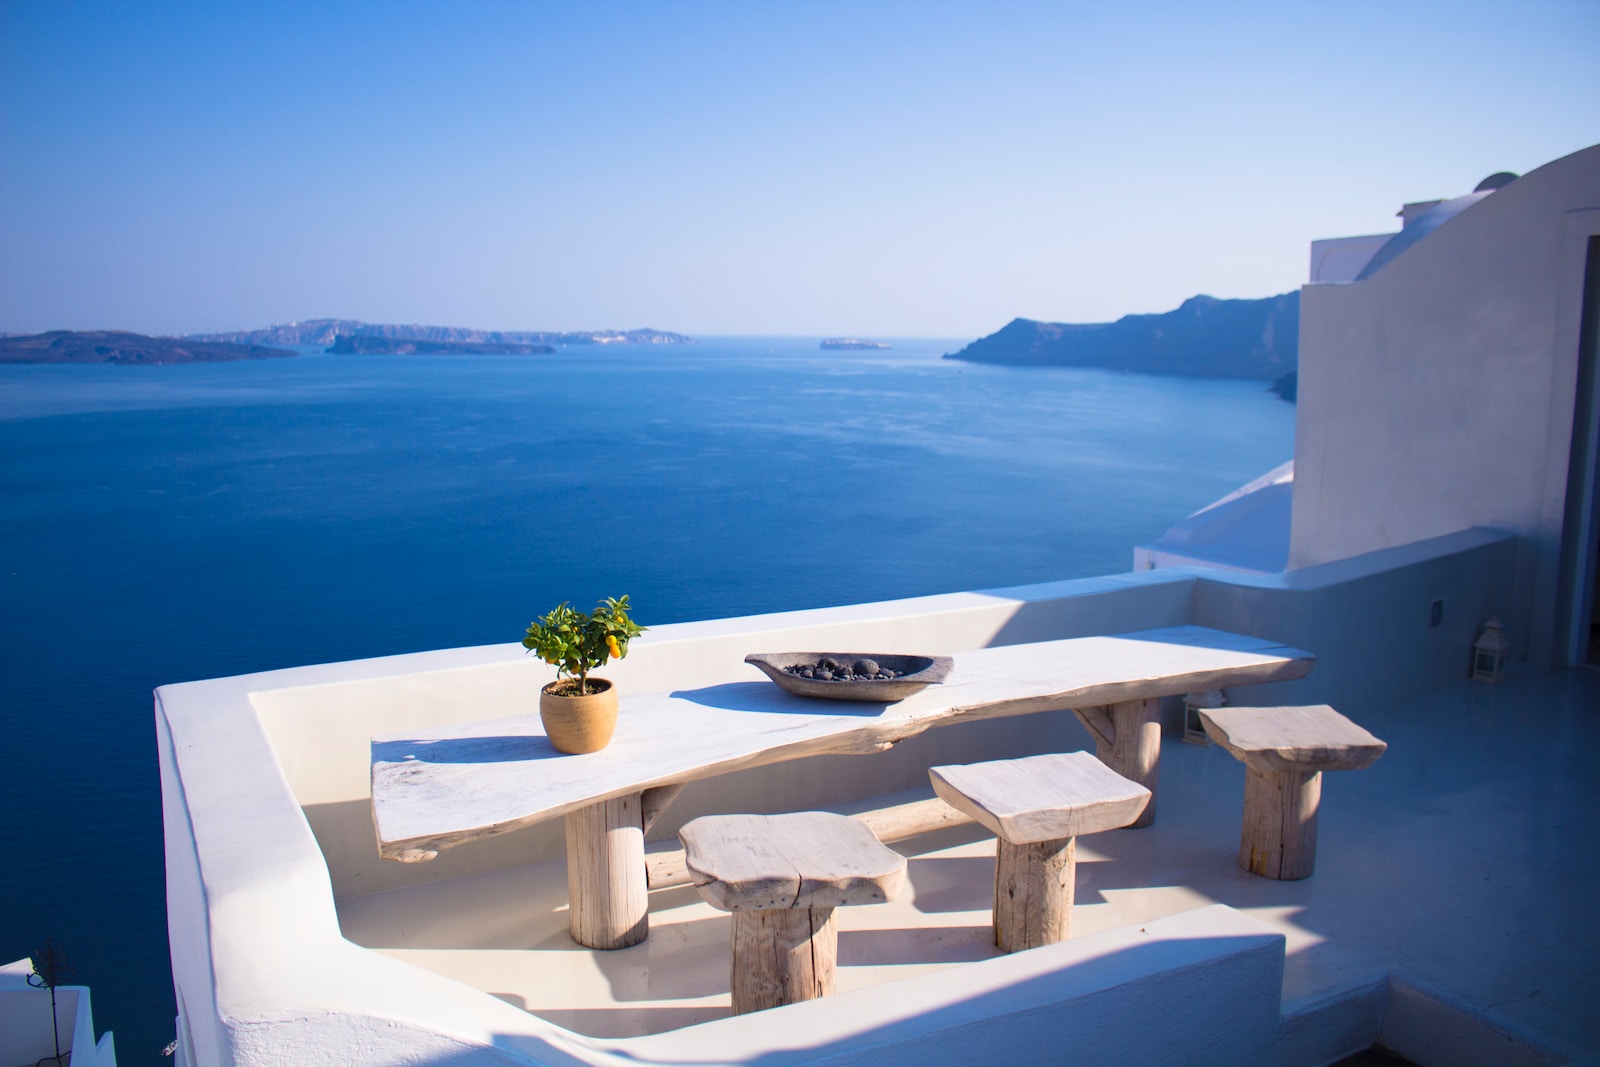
[1289, 144, 1600, 664]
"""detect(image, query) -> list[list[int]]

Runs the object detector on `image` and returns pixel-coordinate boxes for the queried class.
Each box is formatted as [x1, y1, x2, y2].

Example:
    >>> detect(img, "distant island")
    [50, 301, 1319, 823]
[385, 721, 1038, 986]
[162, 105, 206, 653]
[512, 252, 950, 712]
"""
[0, 330, 295, 365]
[0, 321, 697, 365]
[192, 320, 696, 348]
[822, 338, 890, 351]
[945, 292, 1299, 392]
[327, 336, 555, 356]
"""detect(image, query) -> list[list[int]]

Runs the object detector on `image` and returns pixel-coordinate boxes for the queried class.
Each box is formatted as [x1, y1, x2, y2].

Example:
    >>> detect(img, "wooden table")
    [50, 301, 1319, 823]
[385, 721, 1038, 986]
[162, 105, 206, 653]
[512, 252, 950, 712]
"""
[371, 625, 1313, 948]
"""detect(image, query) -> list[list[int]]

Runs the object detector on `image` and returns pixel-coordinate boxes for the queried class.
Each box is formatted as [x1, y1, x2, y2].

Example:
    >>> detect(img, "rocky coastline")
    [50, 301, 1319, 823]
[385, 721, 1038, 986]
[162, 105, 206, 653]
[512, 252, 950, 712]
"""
[1, 321, 696, 364]
[327, 336, 556, 355]
[945, 292, 1299, 388]
[0, 330, 295, 365]
[194, 320, 695, 348]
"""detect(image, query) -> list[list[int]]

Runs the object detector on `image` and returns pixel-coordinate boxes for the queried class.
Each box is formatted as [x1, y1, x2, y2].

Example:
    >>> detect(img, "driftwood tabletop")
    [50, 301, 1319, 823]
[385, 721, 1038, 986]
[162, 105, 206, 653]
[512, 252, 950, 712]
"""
[371, 624, 1314, 949]
[371, 625, 1314, 861]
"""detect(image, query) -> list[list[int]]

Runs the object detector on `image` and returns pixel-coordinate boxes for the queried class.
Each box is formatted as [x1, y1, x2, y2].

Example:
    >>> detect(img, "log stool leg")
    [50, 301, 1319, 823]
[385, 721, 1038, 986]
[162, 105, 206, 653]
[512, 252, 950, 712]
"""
[1097, 697, 1162, 828]
[565, 792, 648, 949]
[731, 906, 837, 1014]
[1239, 767, 1322, 880]
[994, 835, 1075, 952]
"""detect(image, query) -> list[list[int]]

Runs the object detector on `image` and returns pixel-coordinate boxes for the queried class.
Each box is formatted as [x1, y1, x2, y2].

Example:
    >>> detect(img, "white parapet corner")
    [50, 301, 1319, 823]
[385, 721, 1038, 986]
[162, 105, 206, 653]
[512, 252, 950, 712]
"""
[0, 958, 118, 1067]
[1134, 461, 1293, 575]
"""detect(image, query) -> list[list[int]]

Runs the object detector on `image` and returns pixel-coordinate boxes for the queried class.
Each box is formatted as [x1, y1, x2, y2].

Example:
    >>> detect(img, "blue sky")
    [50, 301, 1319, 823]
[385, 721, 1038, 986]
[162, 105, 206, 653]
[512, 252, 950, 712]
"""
[1, 1, 1595, 338]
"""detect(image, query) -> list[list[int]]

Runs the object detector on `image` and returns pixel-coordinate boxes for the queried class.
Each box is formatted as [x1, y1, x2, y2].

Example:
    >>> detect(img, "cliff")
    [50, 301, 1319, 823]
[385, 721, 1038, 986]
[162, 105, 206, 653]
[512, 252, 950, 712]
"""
[193, 320, 695, 347]
[327, 336, 555, 355]
[946, 292, 1299, 381]
[0, 330, 296, 365]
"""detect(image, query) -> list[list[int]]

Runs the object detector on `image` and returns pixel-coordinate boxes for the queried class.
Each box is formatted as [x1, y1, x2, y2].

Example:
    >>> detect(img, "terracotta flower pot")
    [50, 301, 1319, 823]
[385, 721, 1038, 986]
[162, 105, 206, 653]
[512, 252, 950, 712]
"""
[540, 677, 618, 754]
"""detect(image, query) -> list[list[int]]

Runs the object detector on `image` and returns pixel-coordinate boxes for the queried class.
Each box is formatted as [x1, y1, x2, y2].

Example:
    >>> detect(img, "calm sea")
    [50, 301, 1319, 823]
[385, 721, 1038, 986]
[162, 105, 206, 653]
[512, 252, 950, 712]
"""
[0, 336, 1294, 1063]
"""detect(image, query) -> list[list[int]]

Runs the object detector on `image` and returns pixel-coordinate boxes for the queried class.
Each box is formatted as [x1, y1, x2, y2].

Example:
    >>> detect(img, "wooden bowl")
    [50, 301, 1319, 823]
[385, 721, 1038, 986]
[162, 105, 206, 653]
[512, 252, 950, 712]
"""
[744, 652, 953, 702]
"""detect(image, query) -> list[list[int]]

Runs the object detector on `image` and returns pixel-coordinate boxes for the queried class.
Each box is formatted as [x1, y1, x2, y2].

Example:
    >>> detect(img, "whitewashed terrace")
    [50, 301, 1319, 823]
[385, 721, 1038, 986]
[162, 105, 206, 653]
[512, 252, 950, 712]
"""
[157, 527, 1598, 1066]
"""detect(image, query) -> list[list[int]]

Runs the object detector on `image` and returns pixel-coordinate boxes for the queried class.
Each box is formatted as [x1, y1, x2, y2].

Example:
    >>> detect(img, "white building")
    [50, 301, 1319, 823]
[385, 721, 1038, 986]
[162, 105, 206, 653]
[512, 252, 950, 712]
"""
[1142, 148, 1600, 674]
[1292, 152, 1600, 670]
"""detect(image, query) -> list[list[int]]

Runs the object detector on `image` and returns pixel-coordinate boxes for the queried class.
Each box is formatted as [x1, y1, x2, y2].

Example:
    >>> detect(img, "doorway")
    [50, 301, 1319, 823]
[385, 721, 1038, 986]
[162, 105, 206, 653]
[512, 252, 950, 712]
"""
[1588, 550, 1599, 666]
[1559, 235, 1600, 668]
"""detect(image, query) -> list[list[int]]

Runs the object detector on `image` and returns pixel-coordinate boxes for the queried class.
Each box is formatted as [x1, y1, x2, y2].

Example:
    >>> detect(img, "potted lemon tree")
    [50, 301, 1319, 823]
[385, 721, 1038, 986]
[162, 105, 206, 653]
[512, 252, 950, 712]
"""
[523, 595, 645, 754]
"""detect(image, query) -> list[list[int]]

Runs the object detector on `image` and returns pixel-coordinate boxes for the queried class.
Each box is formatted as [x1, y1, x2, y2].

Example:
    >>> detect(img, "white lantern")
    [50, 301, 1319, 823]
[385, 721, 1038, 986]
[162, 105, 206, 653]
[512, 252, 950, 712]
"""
[1472, 617, 1509, 683]
[1183, 689, 1226, 745]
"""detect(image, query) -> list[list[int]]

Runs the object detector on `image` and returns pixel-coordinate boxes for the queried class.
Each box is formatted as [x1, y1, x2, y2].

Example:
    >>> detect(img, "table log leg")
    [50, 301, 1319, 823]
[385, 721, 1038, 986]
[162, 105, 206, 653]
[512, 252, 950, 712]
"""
[1094, 697, 1162, 827]
[565, 792, 648, 949]
[994, 835, 1075, 952]
[731, 906, 837, 1014]
[1240, 766, 1321, 880]
[641, 783, 685, 835]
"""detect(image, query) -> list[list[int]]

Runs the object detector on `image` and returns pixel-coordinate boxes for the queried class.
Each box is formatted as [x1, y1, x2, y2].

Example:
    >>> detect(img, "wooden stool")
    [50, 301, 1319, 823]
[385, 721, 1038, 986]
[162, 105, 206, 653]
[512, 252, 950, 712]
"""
[678, 811, 907, 1015]
[1200, 704, 1386, 880]
[929, 751, 1151, 953]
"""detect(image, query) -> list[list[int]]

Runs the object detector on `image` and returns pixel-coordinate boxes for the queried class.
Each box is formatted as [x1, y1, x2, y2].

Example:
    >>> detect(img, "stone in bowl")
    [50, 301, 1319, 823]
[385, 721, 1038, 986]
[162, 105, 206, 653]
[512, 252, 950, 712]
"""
[744, 652, 954, 702]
